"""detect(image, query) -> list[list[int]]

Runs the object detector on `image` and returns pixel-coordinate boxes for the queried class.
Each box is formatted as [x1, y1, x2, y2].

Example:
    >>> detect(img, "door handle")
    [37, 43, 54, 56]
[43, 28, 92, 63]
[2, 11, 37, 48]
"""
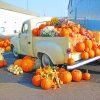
[28, 42, 31, 44]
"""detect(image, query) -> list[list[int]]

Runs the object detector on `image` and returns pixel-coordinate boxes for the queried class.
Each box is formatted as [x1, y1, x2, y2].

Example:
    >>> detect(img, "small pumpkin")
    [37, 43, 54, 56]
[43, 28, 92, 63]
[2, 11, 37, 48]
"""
[67, 58, 75, 65]
[32, 28, 39, 36]
[58, 68, 66, 74]
[81, 51, 89, 60]
[88, 49, 95, 58]
[82, 69, 91, 80]
[41, 78, 53, 90]
[14, 59, 23, 67]
[39, 24, 46, 30]
[93, 48, 100, 56]
[0, 60, 4, 67]
[76, 42, 85, 52]
[60, 71, 72, 84]
[71, 69, 82, 82]
[5, 46, 11, 51]
[84, 39, 92, 49]
[36, 68, 43, 75]
[32, 75, 42, 86]
[3, 60, 8, 66]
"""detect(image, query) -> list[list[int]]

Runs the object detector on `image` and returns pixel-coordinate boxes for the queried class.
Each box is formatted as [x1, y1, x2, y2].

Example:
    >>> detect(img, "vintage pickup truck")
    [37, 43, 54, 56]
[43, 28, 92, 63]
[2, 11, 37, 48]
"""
[11, 17, 100, 70]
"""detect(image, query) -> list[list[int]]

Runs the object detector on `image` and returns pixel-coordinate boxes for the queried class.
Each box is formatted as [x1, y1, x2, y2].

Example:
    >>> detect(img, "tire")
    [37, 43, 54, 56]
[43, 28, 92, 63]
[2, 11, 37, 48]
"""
[41, 54, 53, 67]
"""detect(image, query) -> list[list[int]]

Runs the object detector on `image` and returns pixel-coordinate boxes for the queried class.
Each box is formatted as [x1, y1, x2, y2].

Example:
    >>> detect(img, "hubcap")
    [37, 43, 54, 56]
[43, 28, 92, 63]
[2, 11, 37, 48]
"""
[42, 54, 50, 66]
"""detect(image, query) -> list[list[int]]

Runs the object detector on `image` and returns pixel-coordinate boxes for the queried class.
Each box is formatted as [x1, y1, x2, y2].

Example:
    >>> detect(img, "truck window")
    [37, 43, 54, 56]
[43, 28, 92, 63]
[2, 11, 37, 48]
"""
[22, 23, 29, 34]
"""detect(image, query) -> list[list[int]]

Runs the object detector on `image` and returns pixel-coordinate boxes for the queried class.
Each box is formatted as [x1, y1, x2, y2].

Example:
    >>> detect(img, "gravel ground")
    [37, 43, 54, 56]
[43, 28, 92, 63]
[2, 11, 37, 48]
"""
[0, 52, 100, 100]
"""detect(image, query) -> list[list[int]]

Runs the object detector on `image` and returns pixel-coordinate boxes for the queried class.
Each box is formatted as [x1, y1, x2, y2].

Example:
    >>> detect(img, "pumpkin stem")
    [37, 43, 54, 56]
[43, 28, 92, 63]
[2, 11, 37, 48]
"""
[86, 69, 88, 73]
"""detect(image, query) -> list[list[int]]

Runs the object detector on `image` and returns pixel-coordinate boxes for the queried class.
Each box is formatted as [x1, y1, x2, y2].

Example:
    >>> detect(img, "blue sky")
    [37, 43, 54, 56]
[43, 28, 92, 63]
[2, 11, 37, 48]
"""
[1, 0, 69, 17]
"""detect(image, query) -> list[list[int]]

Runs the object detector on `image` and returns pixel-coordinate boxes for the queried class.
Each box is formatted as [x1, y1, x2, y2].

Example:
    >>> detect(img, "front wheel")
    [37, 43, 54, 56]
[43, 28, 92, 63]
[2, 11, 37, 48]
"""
[41, 54, 53, 67]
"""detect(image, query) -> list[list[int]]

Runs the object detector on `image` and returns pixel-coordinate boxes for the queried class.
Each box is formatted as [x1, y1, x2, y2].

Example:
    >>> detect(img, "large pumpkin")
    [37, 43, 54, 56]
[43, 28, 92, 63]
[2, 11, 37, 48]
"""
[41, 78, 53, 90]
[81, 51, 89, 60]
[76, 42, 85, 52]
[21, 59, 34, 72]
[71, 69, 82, 82]
[14, 59, 23, 67]
[84, 39, 92, 49]
[32, 75, 42, 86]
[60, 71, 72, 84]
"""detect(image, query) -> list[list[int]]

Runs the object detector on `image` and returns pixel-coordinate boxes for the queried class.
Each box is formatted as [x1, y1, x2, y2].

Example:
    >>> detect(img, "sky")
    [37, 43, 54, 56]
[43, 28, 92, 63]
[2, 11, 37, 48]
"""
[0, 0, 69, 17]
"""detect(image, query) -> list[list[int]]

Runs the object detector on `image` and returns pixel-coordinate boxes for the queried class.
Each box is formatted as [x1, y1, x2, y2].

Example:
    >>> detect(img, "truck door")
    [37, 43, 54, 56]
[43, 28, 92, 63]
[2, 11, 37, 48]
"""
[19, 22, 33, 56]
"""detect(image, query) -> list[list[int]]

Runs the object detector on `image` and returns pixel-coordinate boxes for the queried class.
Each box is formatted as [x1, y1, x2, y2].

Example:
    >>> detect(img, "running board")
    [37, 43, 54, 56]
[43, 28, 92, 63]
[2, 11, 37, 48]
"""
[67, 56, 100, 70]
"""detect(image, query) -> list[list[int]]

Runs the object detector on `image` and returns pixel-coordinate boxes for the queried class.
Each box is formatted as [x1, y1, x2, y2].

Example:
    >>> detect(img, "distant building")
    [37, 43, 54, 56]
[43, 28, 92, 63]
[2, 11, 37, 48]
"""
[0, 1, 39, 36]
[68, 0, 100, 30]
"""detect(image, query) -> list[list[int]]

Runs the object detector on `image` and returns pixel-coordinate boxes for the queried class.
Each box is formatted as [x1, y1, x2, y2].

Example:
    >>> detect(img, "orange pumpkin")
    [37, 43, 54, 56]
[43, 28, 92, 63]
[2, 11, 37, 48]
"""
[36, 68, 43, 75]
[60, 71, 72, 84]
[14, 59, 23, 67]
[81, 51, 89, 60]
[46, 21, 51, 26]
[32, 28, 39, 36]
[76, 42, 85, 52]
[82, 70, 91, 80]
[5, 46, 11, 51]
[84, 39, 92, 49]
[71, 69, 82, 82]
[86, 30, 93, 38]
[21, 59, 34, 72]
[94, 48, 100, 56]
[88, 49, 95, 58]
[91, 39, 97, 48]
[58, 68, 66, 74]
[0, 60, 4, 67]
[60, 28, 70, 37]
[3, 60, 8, 66]
[72, 26, 79, 34]
[32, 75, 42, 86]
[41, 78, 53, 90]
[79, 27, 86, 35]
[84, 47, 90, 52]
[23, 56, 33, 61]
[39, 24, 46, 30]
[67, 58, 75, 65]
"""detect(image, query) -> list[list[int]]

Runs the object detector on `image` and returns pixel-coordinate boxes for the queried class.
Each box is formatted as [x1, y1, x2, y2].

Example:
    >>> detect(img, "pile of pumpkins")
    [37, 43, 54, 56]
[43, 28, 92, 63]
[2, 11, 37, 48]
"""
[32, 17, 100, 65]
[8, 56, 36, 75]
[0, 38, 11, 51]
[32, 66, 91, 90]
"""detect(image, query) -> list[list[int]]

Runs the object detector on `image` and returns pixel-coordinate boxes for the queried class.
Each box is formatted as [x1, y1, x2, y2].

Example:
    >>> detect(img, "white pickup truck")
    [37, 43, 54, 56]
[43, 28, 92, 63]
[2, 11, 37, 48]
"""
[11, 17, 100, 70]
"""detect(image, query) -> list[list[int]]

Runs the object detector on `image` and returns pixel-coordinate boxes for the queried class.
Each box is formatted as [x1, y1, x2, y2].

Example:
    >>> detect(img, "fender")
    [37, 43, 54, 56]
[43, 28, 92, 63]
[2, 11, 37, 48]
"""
[35, 41, 65, 64]
[11, 36, 20, 54]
